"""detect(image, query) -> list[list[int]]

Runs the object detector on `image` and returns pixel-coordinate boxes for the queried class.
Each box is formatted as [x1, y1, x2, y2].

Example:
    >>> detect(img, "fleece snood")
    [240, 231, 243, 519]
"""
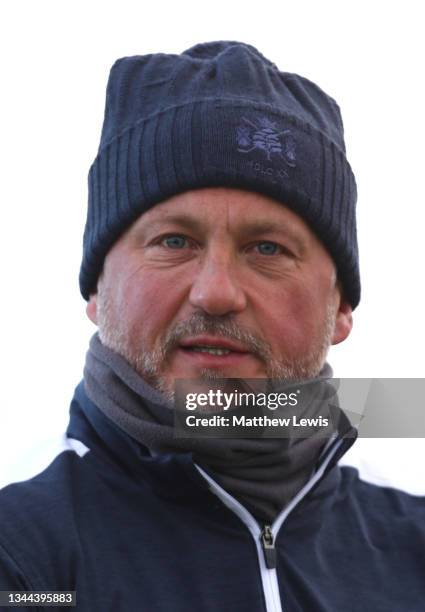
[84, 332, 343, 522]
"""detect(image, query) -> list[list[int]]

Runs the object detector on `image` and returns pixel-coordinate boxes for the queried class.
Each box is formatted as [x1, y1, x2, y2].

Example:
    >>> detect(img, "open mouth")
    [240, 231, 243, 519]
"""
[179, 336, 249, 355]
[177, 336, 253, 366]
[181, 345, 234, 356]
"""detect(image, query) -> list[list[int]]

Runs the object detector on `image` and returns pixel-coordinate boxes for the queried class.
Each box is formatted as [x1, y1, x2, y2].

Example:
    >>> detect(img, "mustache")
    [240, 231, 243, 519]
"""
[160, 312, 272, 362]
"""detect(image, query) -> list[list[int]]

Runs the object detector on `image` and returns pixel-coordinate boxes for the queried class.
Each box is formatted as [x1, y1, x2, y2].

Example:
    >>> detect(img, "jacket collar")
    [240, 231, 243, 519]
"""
[67, 380, 357, 510]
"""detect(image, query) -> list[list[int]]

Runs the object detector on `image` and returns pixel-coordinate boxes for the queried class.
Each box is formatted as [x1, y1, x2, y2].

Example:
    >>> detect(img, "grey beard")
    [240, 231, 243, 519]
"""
[97, 292, 337, 402]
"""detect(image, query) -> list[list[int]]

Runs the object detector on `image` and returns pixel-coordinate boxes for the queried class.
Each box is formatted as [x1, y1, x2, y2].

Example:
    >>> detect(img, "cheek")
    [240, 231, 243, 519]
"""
[253, 282, 326, 351]
[116, 269, 186, 344]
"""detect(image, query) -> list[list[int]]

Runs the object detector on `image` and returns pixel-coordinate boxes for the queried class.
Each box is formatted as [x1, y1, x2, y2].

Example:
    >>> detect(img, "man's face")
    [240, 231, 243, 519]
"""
[87, 188, 352, 398]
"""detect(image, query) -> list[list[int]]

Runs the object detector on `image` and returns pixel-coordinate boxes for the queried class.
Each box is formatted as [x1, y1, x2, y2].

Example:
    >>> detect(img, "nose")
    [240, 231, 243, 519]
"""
[189, 255, 247, 316]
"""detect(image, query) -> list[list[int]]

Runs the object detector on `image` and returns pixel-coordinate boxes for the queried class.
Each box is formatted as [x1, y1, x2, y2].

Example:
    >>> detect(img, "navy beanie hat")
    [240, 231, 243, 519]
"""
[80, 41, 360, 308]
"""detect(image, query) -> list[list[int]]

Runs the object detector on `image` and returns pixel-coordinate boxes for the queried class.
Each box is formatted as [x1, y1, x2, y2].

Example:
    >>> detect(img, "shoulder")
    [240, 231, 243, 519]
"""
[339, 438, 425, 496]
[1, 434, 90, 489]
[0, 434, 92, 588]
[337, 439, 425, 528]
[0, 434, 92, 513]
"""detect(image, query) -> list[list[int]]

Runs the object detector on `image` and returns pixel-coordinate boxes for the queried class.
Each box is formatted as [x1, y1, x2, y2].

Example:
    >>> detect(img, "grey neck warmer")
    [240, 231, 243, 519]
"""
[84, 333, 334, 523]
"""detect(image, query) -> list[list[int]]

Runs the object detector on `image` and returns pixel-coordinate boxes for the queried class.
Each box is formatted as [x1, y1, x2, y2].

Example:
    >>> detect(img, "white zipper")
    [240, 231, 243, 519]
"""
[195, 436, 344, 612]
[196, 464, 283, 611]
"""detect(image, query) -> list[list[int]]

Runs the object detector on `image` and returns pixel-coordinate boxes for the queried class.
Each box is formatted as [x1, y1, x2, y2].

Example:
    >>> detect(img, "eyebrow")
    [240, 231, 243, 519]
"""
[139, 214, 307, 251]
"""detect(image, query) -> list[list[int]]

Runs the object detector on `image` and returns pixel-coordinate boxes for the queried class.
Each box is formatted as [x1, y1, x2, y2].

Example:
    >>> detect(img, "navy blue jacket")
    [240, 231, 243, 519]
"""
[1, 382, 425, 611]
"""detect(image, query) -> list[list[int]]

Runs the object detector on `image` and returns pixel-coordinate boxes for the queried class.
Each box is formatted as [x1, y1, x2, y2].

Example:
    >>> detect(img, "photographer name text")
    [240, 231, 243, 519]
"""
[185, 414, 330, 428]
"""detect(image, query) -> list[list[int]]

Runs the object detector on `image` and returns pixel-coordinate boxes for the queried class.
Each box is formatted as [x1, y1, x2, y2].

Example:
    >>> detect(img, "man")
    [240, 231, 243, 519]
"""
[0, 41, 423, 611]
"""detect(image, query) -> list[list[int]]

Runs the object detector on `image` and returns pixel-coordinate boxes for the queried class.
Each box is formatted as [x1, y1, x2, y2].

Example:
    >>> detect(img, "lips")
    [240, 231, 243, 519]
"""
[174, 334, 257, 373]
[179, 335, 250, 354]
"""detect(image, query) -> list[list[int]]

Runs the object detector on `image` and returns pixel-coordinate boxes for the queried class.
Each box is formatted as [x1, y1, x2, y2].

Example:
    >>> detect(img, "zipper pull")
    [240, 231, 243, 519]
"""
[261, 524, 277, 569]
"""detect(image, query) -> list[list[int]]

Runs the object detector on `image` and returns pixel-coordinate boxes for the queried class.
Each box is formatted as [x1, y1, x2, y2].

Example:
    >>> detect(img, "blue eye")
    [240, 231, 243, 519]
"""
[163, 235, 188, 249]
[256, 241, 280, 255]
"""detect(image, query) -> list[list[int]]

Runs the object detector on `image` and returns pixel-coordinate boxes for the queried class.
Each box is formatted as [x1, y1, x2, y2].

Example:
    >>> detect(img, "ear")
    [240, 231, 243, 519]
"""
[331, 296, 353, 346]
[86, 293, 98, 325]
